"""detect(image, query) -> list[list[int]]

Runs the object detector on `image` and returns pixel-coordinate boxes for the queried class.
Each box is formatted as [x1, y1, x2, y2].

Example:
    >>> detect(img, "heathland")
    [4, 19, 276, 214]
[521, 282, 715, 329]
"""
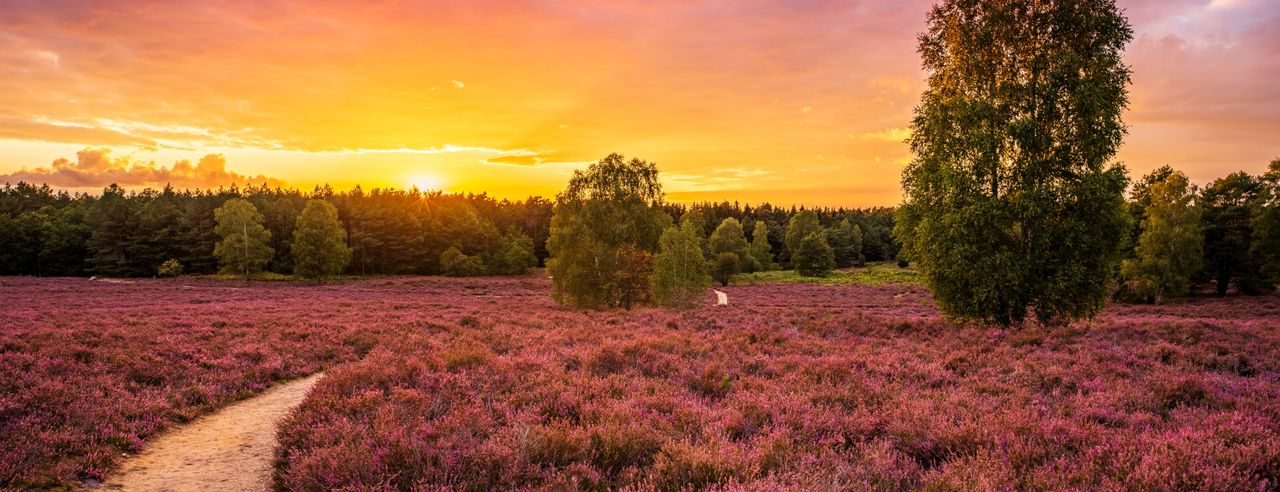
[2, 273, 1277, 489]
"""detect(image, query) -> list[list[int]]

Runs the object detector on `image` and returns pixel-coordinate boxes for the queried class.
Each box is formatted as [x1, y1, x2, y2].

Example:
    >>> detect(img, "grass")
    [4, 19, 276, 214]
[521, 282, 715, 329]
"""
[734, 262, 920, 286]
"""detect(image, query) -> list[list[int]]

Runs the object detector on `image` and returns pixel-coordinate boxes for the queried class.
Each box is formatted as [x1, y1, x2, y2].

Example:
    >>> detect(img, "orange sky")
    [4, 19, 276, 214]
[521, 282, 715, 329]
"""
[1, 0, 1276, 206]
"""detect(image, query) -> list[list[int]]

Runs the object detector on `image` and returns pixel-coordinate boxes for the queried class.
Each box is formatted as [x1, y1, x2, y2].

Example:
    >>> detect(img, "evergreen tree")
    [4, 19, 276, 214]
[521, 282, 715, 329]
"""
[650, 224, 711, 308]
[86, 185, 140, 277]
[39, 202, 90, 276]
[291, 199, 351, 278]
[709, 218, 752, 272]
[1200, 172, 1265, 295]
[793, 231, 835, 277]
[213, 198, 274, 280]
[1120, 171, 1202, 303]
[826, 218, 861, 268]
[546, 154, 671, 308]
[895, 0, 1133, 325]
[750, 220, 774, 271]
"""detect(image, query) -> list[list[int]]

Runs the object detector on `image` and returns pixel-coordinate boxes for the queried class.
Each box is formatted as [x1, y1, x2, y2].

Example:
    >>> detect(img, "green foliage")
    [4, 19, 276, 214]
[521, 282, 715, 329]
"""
[650, 225, 711, 308]
[1251, 159, 1280, 286]
[440, 246, 486, 277]
[784, 210, 822, 265]
[712, 252, 740, 287]
[291, 199, 351, 278]
[86, 185, 138, 277]
[679, 209, 711, 258]
[709, 218, 753, 272]
[610, 244, 653, 310]
[1120, 171, 1202, 303]
[38, 202, 89, 276]
[896, 0, 1134, 326]
[826, 218, 862, 268]
[736, 262, 920, 286]
[1124, 165, 1176, 258]
[749, 220, 774, 271]
[492, 233, 538, 275]
[1200, 172, 1267, 295]
[213, 198, 274, 280]
[546, 153, 672, 308]
[0, 211, 44, 275]
[157, 258, 184, 278]
[792, 232, 835, 277]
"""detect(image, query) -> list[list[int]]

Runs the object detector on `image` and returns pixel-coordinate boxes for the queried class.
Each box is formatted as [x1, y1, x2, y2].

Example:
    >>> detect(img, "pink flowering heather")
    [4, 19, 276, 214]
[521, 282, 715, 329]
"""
[273, 279, 1279, 490]
[2, 276, 1278, 490]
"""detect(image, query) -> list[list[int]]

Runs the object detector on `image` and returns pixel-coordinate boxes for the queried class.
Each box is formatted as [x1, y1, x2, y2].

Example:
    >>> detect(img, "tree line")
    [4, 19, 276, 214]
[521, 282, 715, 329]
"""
[546, 154, 897, 309]
[0, 180, 899, 279]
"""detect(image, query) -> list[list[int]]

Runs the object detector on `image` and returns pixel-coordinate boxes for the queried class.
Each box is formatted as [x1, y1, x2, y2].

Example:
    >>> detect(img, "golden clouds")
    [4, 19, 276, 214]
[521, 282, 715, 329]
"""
[0, 149, 283, 189]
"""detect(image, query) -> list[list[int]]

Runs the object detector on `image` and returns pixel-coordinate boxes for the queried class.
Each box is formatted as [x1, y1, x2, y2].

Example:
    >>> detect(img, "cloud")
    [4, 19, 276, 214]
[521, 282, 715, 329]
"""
[860, 127, 912, 142]
[451, 80, 466, 89]
[0, 148, 283, 189]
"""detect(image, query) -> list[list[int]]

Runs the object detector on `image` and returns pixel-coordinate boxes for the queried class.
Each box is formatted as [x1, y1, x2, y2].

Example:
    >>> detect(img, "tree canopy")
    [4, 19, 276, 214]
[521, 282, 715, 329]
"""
[1120, 170, 1201, 303]
[213, 198, 274, 280]
[896, 0, 1134, 325]
[291, 199, 351, 278]
[546, 153, 672, 308]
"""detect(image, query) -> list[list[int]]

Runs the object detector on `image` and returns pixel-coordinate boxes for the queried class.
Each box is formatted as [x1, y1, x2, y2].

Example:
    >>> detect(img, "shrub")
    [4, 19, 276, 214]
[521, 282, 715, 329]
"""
[440, 247, 485, 277]
[712, 252, 740, 287]
[650, 224, 710, 309]
[793, 232, 835, 277]
[157, 258, 183, 278]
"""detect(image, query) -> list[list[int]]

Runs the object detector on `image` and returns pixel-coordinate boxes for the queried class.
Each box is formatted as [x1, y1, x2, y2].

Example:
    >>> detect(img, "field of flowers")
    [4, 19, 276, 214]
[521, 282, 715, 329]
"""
[275, 279, 1280, 490]
[0, 276, 544, 488]
[3, 275, 1279, 490]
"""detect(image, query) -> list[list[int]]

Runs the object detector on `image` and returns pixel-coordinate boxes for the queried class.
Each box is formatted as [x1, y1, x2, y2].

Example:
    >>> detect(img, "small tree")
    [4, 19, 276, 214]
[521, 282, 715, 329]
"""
[492, 233, 537, 275]
[680, 209, 711, 258]
[1200, 172, 1265, 295]
[826, 218, 862, 268]
[546, 153, 671, 308]
[1120, 171, 1202, 303]
[213, 198, 273, 280]
[157, 258, 183, 278]
[709, 218, 752, 272]
[291, 199, 351, 278]
[785, 210, 822, 264]
[441, 246, 486, 276]
[650, 224, 710, 308]
[793, 231, 835, 277]
[712, 252, 740, 286]
[750, 220, 774, 271]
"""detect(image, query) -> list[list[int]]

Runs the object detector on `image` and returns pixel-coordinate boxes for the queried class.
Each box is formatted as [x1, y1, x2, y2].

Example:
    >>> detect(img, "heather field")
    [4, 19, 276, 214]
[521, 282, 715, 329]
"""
[3, 276, 1280, 490]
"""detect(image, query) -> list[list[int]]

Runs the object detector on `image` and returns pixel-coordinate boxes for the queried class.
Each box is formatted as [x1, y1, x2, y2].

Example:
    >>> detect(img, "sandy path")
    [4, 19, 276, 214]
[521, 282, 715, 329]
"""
[104, 372, 324, 491]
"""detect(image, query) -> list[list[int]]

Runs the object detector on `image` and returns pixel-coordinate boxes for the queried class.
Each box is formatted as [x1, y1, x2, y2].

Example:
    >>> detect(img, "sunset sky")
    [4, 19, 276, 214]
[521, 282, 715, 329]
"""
[1, 0, 1276, 206]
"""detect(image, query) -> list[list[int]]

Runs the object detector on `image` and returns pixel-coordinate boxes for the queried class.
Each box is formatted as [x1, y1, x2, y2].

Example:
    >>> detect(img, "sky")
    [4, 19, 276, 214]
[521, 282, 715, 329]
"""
[0, 0, 1276, 207]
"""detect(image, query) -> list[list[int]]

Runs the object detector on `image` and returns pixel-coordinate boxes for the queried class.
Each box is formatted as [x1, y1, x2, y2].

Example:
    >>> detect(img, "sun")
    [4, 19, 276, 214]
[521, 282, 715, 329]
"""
[407, 175, 444, 192]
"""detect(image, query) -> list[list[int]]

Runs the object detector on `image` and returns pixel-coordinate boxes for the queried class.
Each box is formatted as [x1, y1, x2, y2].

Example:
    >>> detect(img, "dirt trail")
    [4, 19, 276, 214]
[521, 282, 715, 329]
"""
[103, 372, 324, 491]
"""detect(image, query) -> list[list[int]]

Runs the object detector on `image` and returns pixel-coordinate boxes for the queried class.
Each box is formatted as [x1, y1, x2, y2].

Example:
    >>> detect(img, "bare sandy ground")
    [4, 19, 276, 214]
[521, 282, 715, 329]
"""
[102, 372, 324, 491]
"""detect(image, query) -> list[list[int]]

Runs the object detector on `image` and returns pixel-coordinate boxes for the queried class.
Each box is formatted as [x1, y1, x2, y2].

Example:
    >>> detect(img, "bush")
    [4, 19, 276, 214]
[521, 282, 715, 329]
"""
[440, 247, 485, 277]
[793, 232, 835, 277]
[712, 252, 740, 287]
[157, 258, 183, 278]
[897, 258, 909, 268]
[650, 225, 710, 309]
